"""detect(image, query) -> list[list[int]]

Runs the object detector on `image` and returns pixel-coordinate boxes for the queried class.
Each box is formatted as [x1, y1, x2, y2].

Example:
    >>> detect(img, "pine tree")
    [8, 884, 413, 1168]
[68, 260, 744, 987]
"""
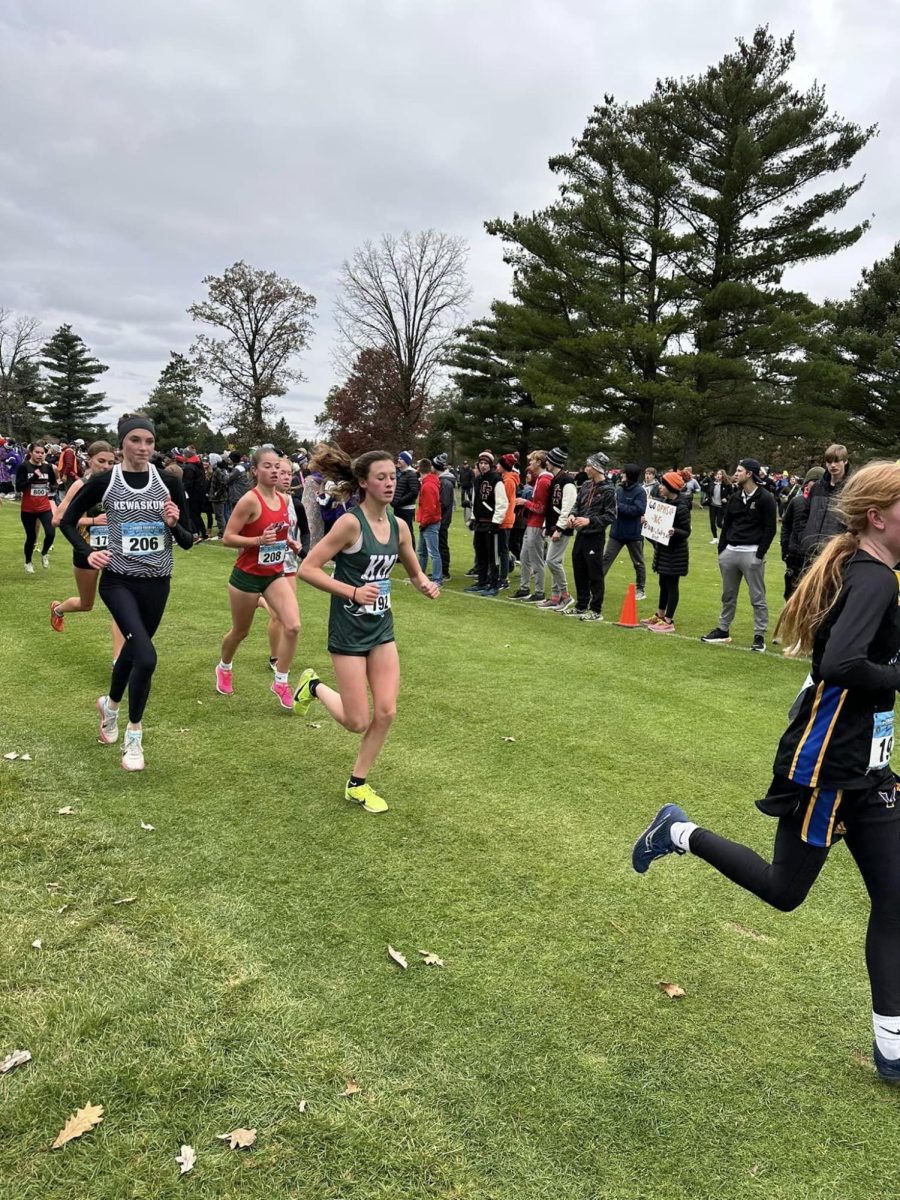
[6, 358, 45, 440]
[269, 416, 301, 454]
[144, 352, 211, 449]
[40, 325, 109, 440]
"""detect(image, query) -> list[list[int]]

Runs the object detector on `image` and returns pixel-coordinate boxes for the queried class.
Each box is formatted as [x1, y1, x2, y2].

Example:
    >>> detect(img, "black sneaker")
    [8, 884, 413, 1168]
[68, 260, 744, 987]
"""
[751, 634, 766, 653]
[511, 587, 530, 599]
[498, 581, 509, 590]
[701, 628, 732, 644]
[465, 567, 477, 577]
[522, 592, 545, 603]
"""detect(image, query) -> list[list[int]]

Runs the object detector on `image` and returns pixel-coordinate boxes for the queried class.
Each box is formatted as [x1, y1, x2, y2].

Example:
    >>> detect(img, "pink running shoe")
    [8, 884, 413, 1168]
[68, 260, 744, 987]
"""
[96, 695, 119, 745]
[215, 665, 234, 696]
[271, 679, 293, 710]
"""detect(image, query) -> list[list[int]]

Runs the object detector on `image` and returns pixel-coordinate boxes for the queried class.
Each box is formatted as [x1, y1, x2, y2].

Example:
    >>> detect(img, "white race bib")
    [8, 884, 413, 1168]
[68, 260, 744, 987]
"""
[258, 540, 286, 567]
[122, 520, 165, 556]
[363, 579, 392, 615]
[870, 711, 894, 770]
[30, 485, 48, 498]
[89, 526, 108, 549]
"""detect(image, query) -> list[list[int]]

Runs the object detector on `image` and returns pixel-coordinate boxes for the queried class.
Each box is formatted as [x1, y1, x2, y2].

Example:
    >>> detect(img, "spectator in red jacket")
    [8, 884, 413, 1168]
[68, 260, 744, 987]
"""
[415, 459, 443, 585]
[513, 450, 551, 601]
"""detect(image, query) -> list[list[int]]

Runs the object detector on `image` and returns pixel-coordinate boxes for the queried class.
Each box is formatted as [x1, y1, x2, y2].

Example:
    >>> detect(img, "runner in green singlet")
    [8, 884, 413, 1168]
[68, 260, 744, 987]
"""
[295, 446, 440, 813]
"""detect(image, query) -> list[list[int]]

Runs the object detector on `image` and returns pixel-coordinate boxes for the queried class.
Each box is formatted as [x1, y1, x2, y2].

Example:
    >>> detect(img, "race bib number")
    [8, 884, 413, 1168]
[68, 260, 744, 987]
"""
[258, 540, 286, 567]
[870, 711, 894, 770]
[122, 520, 165, 556]
[30, 485, 48, 498]
[363, 579, 392, 615]
[89, 526, 108, 549]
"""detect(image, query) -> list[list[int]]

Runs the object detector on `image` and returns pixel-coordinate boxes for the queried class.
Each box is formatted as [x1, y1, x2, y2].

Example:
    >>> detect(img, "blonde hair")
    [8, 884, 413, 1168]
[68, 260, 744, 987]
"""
[776, 461, 900, 654]
[87, 440, 113, 460]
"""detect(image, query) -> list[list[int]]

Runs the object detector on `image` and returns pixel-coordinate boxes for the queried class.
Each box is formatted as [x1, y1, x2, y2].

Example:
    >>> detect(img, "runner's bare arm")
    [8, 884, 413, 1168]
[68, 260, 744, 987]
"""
[397, 519, 440, 599]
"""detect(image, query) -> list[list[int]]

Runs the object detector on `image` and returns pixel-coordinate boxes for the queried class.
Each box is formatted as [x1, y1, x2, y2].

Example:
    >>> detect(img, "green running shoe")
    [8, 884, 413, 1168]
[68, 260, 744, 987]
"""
[345, 782, 389, 814]
[292, 667, 319, 716]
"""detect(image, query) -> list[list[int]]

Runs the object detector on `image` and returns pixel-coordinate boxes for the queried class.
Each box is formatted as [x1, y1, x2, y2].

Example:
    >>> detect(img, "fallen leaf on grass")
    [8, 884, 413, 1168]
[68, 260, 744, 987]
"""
[216, 1127, 256, 1150]
[177, 728, 190, 735]
[501, 736, 516, 743]
[339, 1079, 360, 1098]
[748, 1165, 759, 1178]
[46, 883, 60, 893]
[57, 806, 75, 816]
[609, 920, 626, 934]
[418, 950, 445, 967]
[20, 753, 32, 761]
[31, 939, 42, 950]
[57, 904, 69, 915]
[176, 1144, 197, 1174]
[51, 1102, 104, 1149]
[1, 1049, 32, 1074]
[307, 722, 322, 729]
[297, 1099, 308, 1114]
[387, 945, 408, 969]
[140, 821, 155, 832]
[112, 896, 136, 906]
[659, 982, 686, 999]
[3, 752, 19, 760]
[724, 921, 772, 943]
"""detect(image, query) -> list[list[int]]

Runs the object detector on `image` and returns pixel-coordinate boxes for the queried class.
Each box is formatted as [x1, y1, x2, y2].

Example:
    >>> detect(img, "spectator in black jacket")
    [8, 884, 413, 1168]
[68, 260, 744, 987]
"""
[643, 470, 692, 634]
[392, 450, 420, 534]
[801, 443, 853, 563]
[562, 453, 616, 620]
[704, 469, 733, 542]
[781, 466, 825, 598]
[458, 461, 475, 511]
[434, 453, 455, 580]
[701, 458, 778, 653]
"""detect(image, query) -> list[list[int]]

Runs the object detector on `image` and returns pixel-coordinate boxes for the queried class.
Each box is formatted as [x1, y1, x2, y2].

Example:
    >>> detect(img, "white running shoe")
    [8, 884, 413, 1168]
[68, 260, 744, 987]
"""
[24, 562, 35, 574]
[97, 695, 120, 744]
[41, 554, 50, 569]
[122, 729, 145, 772]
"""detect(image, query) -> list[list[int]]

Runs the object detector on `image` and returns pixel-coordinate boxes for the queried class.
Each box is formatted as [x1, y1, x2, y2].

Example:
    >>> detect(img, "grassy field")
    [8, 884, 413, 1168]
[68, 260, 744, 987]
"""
[1, 500, 898, 1200]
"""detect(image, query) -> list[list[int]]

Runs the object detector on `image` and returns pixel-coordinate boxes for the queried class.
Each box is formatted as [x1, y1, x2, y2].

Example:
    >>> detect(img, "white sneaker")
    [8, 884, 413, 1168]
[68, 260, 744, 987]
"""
[24, 562, 35, 574]
[97, 695, 120, 744]
[122, 730, 145, 772]
[635, 590, 646, 600]
[41, 554, 50, 569]
[709, 538, 718, 544]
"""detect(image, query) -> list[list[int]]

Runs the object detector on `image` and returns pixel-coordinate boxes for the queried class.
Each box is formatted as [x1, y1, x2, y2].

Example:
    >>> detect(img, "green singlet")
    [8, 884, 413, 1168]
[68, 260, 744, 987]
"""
[328, 506, 400, 656]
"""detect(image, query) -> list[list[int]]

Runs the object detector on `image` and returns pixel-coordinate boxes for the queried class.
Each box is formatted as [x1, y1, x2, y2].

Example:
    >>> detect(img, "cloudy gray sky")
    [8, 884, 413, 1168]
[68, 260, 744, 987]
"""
[2, 0, 898, 439]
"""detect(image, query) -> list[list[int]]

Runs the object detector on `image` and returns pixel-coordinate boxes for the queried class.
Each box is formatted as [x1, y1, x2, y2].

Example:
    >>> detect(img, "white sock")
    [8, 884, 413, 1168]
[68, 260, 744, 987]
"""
[275, 671, 288, 685]
[105, 698, 119, 713]
[218, 660, 233, 671]
[670, 821, 697, 853]
[873, 1012, 900, 1060]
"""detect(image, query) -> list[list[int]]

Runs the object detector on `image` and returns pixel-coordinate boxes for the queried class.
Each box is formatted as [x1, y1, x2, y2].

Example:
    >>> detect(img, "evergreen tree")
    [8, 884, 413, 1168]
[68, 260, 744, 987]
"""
[5, 358, 46, 441]
[144, 352, 211, 448]
[269, 416, 302, 454]
[40, 324, 109, 440]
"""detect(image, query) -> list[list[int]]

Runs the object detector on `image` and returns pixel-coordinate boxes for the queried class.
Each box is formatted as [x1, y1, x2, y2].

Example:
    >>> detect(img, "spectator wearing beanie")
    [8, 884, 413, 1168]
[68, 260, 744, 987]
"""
[643, 471, 692, 633]
[538, 446, 577, 609]
[602, 462, 648, 599]
[514, 450, 552, 601]
[392, 450, 420, 534]
[701, 457, 777, 652]
[497, 453, 519, 589]
[415, 459, 443, 585]
[465, 451, 508, 596]
[781, 466, 825, 599]
[433, 453, 455, 580]
[563, 452, 616, 620]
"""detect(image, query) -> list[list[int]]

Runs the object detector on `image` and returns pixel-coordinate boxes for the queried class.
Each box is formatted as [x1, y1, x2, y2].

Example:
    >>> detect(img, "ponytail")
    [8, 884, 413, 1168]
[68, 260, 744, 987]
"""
[775, 532, 859, 655]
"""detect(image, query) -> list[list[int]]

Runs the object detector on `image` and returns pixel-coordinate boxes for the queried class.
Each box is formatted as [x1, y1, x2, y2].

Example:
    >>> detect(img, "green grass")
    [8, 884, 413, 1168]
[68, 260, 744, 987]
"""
[1, 502, 898, 1199]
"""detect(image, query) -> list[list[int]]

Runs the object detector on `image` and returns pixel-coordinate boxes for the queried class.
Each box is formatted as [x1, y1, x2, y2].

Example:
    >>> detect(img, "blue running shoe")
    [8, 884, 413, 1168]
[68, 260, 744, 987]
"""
[632, 803, 689, 874]
[873, 1041, 900, 1083]
[480, 587, 499, 596]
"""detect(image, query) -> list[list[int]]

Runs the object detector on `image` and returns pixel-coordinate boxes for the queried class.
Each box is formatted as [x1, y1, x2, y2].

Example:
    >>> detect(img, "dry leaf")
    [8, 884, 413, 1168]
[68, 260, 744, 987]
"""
[418, 950, 445, 967]
[297, 1099, 308, 1114]
[387, 945, 408, 970]
[339, 1079, 360, 1098]
[1, 1049, 32, 1074]
[140, 821, 155, 832]
[176, 1144, 197, 1174]
[46, 883, 60, 893]
[51, 1101, 104, 1149]
[57, 904, 69, 915]
[659, 982, 686, 999]
[216, 1127, 256, 1150]
[177, 728, 189, 734]
[57, 806, 75, 816]
[112, 896, 136, 905]
[724, 921, 772, 943]
[3, 752, 19, 760]
[501, 736, 516, 742]
[609, 920, 626, 934]
[31, 939, 42, 950]
[20, 753, 32, 761]
[748, 1165, 759, 1178]
[307, 722, 322, 729]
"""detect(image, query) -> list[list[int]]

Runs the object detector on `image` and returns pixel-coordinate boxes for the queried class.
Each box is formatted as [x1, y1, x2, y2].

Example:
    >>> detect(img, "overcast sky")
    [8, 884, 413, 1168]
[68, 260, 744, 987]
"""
[2, 0, 898, 439]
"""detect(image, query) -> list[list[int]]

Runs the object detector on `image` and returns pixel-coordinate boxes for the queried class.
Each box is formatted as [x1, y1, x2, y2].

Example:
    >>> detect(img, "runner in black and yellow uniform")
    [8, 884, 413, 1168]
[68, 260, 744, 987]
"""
[631, 461, 900, 1083]
[295, 447, 440, 813]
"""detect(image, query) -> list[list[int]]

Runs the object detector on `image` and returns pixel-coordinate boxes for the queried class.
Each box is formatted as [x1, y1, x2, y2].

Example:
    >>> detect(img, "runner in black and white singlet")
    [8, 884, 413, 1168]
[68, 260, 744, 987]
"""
[60, 413, 193, 771]
[295, 446, 439, 814]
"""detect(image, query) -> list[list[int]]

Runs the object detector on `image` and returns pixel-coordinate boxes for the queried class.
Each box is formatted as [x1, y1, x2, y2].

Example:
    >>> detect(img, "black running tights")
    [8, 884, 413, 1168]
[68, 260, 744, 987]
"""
[691, 818, 900, 1014]
[21, 510, 55, 562]
[99, 573, 171, 724]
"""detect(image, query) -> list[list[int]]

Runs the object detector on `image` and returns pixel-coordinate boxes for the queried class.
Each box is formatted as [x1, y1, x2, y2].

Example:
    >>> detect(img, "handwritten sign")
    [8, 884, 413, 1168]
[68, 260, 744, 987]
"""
[644, 497, 675, 546]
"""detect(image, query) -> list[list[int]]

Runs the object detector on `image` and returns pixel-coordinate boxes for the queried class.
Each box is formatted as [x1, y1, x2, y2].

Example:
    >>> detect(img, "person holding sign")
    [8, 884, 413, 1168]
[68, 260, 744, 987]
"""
[641, 471, 692, 633]
[632, 462, 900, 1082]
[15, 441, 58, 572]
[295, 448, 440, 814]
[59, 414, 194, 771]
[49, 440, 124, 660]
[216, 447, 301, 710]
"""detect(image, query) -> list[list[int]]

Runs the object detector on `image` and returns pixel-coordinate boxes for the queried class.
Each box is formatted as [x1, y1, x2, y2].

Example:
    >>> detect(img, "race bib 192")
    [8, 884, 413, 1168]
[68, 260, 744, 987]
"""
[258, 540, 286, 567]
[89, 526, 108, 549]
[870, 711, 894, 770]
[122, 520, 165, 556]
[363, 579, 392, 615]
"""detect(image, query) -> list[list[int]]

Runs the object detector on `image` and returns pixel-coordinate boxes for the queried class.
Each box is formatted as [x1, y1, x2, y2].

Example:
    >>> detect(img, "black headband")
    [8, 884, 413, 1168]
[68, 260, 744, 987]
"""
[118, 416, 156, 444]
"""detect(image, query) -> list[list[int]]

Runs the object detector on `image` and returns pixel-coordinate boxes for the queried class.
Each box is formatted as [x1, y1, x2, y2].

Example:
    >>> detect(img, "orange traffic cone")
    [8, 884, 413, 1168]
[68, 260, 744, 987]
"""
[615, 582, 639, 627]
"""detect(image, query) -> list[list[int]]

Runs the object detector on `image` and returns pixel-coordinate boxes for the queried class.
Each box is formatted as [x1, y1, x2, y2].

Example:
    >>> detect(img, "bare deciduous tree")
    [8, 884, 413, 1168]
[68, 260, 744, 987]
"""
[0, 309, 42, 438]
[335, 230, 471, 446]
[188, 261, 316, 443]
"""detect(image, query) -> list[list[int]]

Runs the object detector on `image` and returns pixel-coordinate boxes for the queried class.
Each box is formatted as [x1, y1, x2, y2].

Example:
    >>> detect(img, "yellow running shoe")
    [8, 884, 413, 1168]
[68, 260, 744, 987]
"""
[345, 782, 388, 814]
[292, 667, 319, 716]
